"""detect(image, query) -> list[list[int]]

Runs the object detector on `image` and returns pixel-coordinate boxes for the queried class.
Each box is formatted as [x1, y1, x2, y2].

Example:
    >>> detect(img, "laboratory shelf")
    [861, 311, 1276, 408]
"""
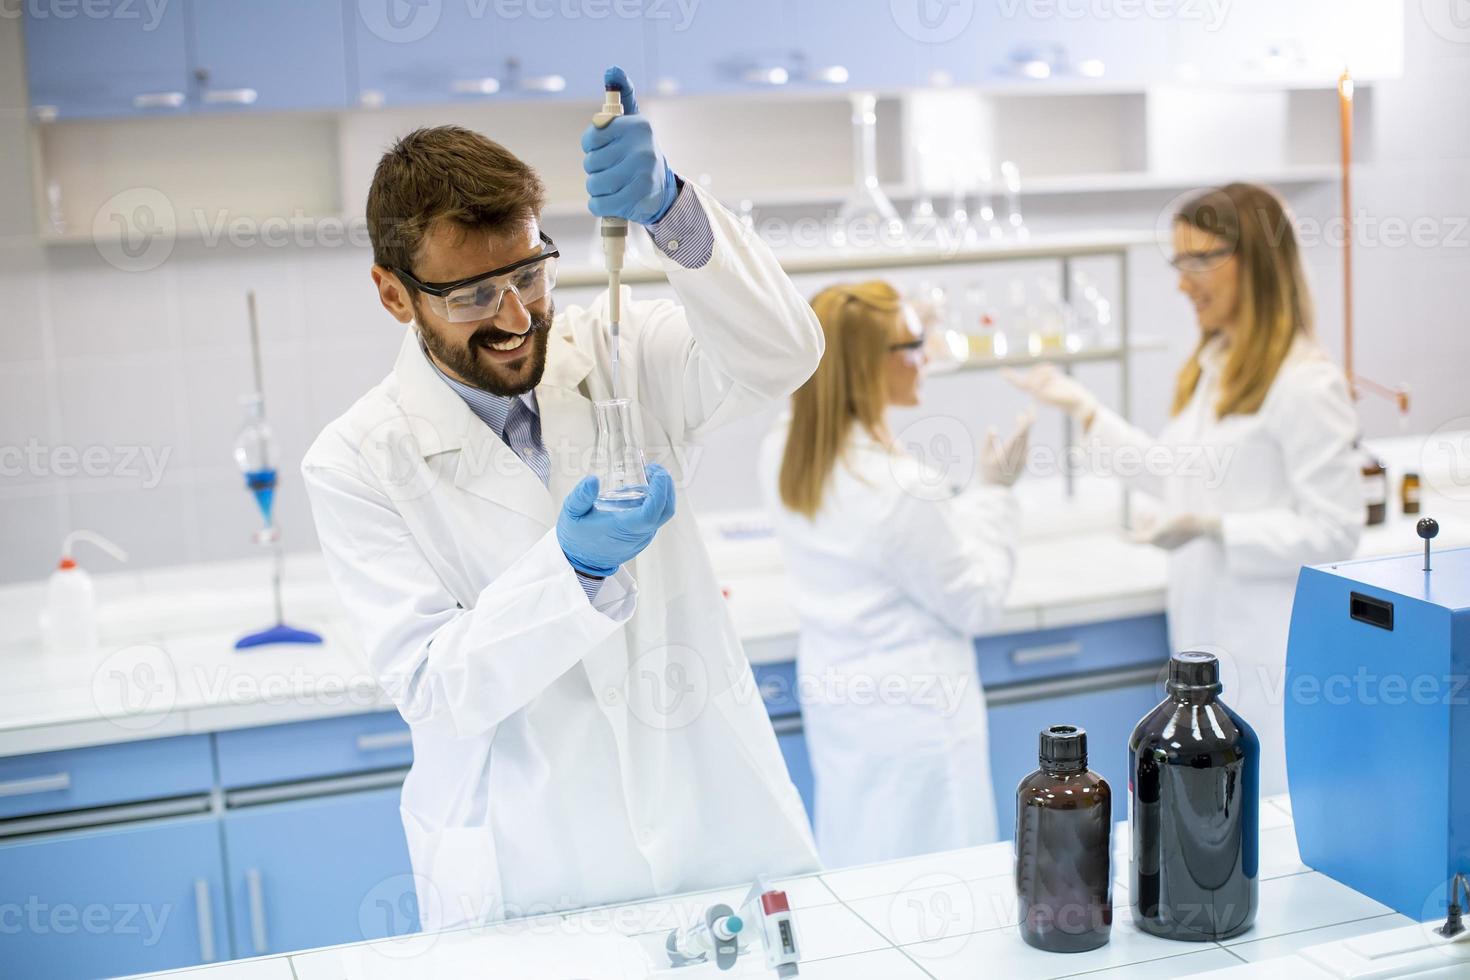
[940, 336, 1167, 374]
[555, 229, 1156, 288]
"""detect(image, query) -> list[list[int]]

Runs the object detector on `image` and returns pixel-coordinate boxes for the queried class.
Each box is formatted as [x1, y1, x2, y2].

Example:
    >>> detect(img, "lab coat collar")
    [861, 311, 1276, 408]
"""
[391, 329, 558, 527]
[1198, 331, 1230, 376]
[539, 316, 596, 391]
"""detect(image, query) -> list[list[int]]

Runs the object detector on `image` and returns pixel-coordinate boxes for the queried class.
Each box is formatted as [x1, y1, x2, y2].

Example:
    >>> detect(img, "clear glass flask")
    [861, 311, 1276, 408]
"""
[592, 398, 649, 511]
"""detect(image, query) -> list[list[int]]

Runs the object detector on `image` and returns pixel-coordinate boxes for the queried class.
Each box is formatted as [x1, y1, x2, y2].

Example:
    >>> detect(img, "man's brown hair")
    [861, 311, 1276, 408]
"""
[366, 125, 546, 283]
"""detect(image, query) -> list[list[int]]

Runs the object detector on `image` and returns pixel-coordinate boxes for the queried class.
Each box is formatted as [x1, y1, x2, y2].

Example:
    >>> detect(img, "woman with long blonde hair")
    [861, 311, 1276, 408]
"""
[1010, 182, 1364, 797]
[758, 280, 1031, 867]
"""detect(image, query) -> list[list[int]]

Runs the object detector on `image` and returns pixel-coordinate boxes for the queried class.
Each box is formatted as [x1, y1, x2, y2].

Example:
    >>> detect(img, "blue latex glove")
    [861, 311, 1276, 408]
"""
[581, 66, 679, 225]
[557, 462, 677, 578]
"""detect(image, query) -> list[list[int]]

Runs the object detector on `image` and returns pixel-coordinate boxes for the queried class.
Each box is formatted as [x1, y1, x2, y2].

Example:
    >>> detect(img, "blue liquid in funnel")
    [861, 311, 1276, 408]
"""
[245, 468, 278, 523]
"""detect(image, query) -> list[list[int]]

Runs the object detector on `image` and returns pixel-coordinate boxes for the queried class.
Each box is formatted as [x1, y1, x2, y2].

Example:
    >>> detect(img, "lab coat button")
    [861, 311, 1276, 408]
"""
[638, 828, 655, 847]
[602, 687, 620, 705]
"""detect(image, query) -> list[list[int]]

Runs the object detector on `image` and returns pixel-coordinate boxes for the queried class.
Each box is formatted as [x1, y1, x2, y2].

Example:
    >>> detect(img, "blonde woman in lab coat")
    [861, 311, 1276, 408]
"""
[758, 281, 1031, 868]
[1010, 182, 1365, 798]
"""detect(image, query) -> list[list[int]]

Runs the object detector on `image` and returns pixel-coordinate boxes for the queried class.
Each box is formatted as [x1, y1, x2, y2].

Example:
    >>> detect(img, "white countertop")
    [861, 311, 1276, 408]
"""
[2, 434, 1466, 758]
[118, 795, 1422, 979]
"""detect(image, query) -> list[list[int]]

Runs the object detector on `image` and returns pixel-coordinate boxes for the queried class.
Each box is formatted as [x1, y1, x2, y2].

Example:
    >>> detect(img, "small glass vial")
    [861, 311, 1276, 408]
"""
[1401, 471, 1421, 515]
[1015, 725, 1112, 953]
[592, 398, 649, 511]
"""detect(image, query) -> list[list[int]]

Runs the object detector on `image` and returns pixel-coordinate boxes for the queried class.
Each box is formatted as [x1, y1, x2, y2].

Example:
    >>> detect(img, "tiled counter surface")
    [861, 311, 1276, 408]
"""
[117, 796, 1415, 979]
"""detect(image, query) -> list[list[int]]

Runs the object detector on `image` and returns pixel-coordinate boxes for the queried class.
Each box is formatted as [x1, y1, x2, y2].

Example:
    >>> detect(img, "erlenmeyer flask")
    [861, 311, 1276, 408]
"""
[592, 398, 649, 511]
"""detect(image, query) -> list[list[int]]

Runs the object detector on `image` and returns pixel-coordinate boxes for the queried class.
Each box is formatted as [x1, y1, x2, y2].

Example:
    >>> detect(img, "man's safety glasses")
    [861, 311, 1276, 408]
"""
[396, 233, 560, 323]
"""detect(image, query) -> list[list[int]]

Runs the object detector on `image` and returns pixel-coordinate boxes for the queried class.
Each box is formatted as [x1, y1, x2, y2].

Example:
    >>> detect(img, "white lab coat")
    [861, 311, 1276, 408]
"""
[1088, 334, 1364, 797]
[757, 422, 1018, 868]
[302, 186, 822, 931]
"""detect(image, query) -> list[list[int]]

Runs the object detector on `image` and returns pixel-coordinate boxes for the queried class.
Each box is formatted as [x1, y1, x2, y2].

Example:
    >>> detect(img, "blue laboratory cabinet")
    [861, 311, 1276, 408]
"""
[23, 0, 191, 119]
[646, 0, 794, 96]
[221, 787, 417, 957]
[187, 0, 352, 112]
[0, 712, 415, 978]
[0, 816, 230, 980]
[23, 0, 350, 119]
[352, 0, 649, 108]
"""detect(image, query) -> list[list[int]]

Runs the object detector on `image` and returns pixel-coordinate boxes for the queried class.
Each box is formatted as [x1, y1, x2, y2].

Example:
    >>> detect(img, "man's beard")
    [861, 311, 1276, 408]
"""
[416, 298, 555, 397]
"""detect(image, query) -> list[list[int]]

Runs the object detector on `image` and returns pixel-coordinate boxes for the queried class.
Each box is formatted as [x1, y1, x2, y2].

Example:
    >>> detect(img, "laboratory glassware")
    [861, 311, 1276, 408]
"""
[1129, 651, 1259, 941]
[1016, 725, 1113, 953]
[233, 290, 322, 650]
[1001, 160, 1027, 239]
[592, 398, 649, 511]
[234, 393, 279, 544]
[834, 92, 903, 250]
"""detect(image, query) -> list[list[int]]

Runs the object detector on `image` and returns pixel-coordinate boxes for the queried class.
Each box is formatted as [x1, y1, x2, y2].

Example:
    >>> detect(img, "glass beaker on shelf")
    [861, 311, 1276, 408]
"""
[1071, 272, 1115, 350]
[592, 398, 649, 511]
[962, 283, 1002, 361]
[1033, 277, 1074, 353]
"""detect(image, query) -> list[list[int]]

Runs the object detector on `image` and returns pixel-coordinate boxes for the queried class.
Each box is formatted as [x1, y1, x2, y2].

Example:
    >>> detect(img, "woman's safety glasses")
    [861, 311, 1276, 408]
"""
[396, 233, 560, 323]
[889, 304, 928, 367]
[1169, 246, 1235, 273]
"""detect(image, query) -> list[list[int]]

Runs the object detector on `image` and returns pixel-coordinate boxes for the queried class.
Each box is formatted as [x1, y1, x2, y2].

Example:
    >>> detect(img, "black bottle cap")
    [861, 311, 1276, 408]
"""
[1168, 650, 1223, 696]
[1039, 724, 1088, 772]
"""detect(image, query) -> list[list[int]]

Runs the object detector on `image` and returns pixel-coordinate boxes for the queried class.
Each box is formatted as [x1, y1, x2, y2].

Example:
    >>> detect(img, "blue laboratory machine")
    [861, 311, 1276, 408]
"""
[232, 290, 321, 650]
[1286, 518, 1469, 922]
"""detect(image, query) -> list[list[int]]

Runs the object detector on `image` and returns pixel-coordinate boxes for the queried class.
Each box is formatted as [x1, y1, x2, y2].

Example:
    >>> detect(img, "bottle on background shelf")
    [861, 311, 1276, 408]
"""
[1357, 442, 1388, 526]
[1401, 471, 1421, 515]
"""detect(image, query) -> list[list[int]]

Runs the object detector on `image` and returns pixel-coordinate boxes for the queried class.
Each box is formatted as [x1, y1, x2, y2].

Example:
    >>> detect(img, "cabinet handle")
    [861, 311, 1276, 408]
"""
[450, 77, 500, 95]
[0, 772, 71, 798]
[193, 878, 217, 962]
[517, 74, 566, 93]
[133, 91, 185, 109]
[202, 88, 258, 105]
[246, 868, 269, 954]
[356, 731, 412, 752]
[1009, 640, 1083, 665]
[741, 67, 789, 86]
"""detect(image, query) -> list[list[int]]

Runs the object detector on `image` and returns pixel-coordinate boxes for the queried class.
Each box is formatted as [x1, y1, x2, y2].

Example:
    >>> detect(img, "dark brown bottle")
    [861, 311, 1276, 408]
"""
[1130, 651, 1259, 941]
[1015, 725, 1112, 953]
[1359, 446, 1387, 525]
[1402, 472, 1421, 515]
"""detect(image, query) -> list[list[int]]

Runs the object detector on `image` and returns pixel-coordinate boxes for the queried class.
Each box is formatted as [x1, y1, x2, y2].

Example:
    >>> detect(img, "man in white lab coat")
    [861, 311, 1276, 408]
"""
[301, 68, 822, 931]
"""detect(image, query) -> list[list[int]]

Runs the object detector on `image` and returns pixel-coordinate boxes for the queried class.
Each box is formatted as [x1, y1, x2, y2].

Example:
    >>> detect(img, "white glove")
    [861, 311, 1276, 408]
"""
[1004, 364, 1100, 428]
[1131, 512, 1222, 551]
[981, 410, 1034, 487]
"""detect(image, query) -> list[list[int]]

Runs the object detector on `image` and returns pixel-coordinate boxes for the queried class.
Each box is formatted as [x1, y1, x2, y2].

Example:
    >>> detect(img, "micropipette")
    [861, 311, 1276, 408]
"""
[664, 903, 742, 970]
[591, 84, 629, 398]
